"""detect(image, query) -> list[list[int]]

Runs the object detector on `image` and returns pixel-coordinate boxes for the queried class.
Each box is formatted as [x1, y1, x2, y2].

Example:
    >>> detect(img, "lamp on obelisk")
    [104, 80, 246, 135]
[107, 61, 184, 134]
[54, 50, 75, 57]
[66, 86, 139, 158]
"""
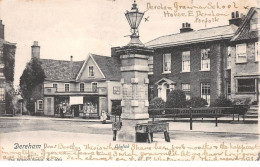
[116, 0, 153, 142]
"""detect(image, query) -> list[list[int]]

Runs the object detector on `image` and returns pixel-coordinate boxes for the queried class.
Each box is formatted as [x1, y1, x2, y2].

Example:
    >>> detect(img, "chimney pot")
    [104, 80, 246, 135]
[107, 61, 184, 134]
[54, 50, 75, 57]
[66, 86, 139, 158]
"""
[33, 41, 38, 46]
[180, 22, 193, 33]
[236, 11, 239, 18]
[231, 12, 235, 18]
[31, 41, 40, 59]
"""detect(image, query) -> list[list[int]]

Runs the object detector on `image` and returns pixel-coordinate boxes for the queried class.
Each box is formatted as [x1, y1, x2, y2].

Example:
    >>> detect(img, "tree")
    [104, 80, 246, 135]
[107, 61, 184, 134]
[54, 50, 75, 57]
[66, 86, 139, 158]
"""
[165, 89, 186, 108]
[20, 57, 46, 112]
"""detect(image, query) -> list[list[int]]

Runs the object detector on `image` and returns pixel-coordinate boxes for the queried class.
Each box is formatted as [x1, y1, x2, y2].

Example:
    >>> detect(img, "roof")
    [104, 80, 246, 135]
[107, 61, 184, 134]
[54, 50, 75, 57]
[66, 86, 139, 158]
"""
[0, 38, 16, 46]
[91, 54, 121, 81]
[40, 59, 84, 81]
[145, 24, 238, 48]
[231, 7, 260, 41]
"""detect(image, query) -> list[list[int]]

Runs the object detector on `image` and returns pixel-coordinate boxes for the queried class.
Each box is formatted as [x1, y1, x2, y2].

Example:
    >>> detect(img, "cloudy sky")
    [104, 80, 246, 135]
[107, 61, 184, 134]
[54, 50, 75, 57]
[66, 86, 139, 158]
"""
[0, 0, 258, 87]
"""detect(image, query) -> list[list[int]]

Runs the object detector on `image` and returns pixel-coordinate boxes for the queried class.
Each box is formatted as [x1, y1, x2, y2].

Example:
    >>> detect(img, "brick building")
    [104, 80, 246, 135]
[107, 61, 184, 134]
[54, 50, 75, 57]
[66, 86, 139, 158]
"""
[145, 17, 240, 105]
[229, 7, 259, 103]
[29, 41, 122, 118]
[0, 20, 16, 115]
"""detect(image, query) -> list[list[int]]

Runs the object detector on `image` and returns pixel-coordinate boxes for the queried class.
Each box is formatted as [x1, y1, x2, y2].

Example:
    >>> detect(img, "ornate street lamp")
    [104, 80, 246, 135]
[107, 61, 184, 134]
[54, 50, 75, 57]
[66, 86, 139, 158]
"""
[125, 0, 144, 46]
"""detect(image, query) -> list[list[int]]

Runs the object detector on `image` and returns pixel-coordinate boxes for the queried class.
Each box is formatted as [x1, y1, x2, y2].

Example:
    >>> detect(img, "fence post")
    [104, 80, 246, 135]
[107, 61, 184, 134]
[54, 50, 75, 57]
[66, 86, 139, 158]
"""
[190, 107, 192, 130]
[152, 109, 155, 122]
[215, 110, 218, 127]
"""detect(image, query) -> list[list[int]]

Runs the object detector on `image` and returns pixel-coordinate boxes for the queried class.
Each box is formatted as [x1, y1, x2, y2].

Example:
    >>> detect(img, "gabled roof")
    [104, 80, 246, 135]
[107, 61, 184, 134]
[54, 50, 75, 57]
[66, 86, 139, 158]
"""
[145, 24, 238, 48]
[90, 54, 121, 81]
[40, 59, 84, 81]
[231, 7, 260, 41]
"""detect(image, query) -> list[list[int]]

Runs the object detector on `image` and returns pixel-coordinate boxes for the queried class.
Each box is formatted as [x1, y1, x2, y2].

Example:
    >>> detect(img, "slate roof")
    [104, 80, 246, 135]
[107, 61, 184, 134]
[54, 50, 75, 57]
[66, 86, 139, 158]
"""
[91, 54, 121, 81]
[40, 59, 84, 81]
[40, 54, 121, 82]
[145, 24, 238, 48]
[231, 7, 260, 42]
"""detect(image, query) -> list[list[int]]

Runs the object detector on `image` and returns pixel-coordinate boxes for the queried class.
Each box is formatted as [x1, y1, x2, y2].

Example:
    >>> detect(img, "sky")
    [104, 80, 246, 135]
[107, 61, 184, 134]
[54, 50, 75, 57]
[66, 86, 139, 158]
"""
[0, 0, 258, 88]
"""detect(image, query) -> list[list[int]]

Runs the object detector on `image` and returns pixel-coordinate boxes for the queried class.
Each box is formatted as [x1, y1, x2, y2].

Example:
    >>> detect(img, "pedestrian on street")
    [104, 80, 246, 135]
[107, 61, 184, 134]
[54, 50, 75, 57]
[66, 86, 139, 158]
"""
[101, 110, 107, 124]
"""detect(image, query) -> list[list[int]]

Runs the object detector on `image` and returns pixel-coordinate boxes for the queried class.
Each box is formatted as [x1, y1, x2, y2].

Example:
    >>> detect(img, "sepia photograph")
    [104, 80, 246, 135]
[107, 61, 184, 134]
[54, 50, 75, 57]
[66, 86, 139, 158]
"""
[0, 0, 259, 164]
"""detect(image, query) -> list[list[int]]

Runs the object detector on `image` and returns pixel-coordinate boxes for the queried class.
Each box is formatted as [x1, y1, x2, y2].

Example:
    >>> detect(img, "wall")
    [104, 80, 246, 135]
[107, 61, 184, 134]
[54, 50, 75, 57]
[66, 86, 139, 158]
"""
[231, 41, 259, 102]
[107, 81, 122, 114]
[79, 57, 104, 80]
[152, 40, 228, 104]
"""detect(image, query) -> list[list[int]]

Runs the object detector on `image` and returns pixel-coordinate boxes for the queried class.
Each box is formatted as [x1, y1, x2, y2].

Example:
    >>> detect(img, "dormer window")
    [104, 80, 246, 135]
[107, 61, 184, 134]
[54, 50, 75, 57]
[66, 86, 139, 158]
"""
[89, 66, 94, 77]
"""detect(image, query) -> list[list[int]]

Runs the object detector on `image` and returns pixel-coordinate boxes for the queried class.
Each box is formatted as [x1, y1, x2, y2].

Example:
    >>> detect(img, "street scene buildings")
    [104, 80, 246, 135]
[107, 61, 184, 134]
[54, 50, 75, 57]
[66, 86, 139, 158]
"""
[18, 7, 259, 118]
[0, 20, 16, 115]
[0, 0, 259, 162]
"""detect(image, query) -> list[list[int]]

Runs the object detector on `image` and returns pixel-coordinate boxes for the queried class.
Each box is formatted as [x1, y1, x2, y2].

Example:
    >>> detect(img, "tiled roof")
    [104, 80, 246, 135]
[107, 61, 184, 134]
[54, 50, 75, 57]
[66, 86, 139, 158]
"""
[91, 54, 121, 81]
[145, 24, 238, 48]
[231, 7, 260, 41]
[40, 59, 84, 81]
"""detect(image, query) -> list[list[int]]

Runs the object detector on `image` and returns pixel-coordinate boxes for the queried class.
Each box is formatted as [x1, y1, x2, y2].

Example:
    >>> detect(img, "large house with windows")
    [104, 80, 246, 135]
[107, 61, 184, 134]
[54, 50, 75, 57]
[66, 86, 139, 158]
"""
[229, 7, 259, 103]
[30, 41, 122, 118]
[145, 14, 242, 105]
[0, 20, 16, 115]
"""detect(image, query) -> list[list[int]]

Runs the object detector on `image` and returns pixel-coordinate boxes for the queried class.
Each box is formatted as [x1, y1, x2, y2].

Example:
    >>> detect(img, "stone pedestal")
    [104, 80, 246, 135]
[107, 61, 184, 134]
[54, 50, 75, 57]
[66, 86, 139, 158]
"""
[116, 46, 153, 142]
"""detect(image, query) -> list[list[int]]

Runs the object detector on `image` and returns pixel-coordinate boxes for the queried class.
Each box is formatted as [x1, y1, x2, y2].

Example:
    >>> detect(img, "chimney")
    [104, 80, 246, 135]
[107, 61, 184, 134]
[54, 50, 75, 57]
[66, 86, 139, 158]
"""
[31, 41, 40, 59]
[229, 11, 242, 26]
[180, 22, 193, 33]
[0, 20, 5, 39]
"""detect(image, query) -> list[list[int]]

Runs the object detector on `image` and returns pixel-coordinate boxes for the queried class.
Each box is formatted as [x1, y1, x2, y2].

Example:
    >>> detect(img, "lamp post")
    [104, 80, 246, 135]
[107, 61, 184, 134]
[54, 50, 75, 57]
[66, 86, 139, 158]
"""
[125, 0, 144, 47]
[115, 0, 154, 142]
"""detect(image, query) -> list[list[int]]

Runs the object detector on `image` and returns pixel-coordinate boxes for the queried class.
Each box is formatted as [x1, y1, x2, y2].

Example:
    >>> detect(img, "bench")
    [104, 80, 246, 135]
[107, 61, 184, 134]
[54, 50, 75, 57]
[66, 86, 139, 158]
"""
[135, 122, 170, 143]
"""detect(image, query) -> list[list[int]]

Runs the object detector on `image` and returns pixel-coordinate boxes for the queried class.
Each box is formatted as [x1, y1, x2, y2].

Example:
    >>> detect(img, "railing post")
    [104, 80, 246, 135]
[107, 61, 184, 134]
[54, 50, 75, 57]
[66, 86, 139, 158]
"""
[152, 109, 155, 122]
[190, 107, 192, 130]
[215, 110, 218, 127]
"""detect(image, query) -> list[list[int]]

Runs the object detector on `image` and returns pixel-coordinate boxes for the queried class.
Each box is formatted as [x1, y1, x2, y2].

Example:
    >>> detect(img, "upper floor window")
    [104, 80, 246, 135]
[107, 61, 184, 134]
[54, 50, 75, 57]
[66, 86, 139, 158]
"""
[65, 83, 70, 92]
[53, 83, 58, 90]
[182, 51, 190, 72]
[250, 18, 260, 31]
[255, 42, 259, 62]
[236, 44, 247, 63]
[163, 53, 171, 73]
[91, 82, 98, 92]
[201, 48, 210, 71]
[0, 82, 5, 101]
[80, 83, 84, 92]
[89, 66, 94, 77]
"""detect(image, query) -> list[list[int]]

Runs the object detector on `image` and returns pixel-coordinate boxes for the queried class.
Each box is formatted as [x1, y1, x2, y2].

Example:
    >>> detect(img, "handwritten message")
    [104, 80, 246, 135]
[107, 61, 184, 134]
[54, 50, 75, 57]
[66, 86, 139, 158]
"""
[1, 142, 259, 161]
[146, 1, 240, 27]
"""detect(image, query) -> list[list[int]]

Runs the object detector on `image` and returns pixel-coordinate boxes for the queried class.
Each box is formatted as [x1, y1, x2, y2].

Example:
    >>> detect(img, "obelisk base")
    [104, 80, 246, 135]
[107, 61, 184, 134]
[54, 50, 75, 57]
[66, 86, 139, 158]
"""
[117, 119, 148, 142]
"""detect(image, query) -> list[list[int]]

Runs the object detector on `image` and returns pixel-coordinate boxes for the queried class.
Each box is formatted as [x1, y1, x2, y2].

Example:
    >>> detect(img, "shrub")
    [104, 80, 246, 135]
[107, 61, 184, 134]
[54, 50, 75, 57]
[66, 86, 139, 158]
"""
[149, 97, 165, 109]
[211, 96, 232, 107]
[165, 89, 186, 108]
[186, 97, 208, 108]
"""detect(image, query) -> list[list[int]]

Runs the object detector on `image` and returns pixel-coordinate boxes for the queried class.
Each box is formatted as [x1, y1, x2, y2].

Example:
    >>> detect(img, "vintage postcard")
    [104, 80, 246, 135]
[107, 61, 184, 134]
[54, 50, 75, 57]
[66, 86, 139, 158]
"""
[0, 0, 259, 163]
